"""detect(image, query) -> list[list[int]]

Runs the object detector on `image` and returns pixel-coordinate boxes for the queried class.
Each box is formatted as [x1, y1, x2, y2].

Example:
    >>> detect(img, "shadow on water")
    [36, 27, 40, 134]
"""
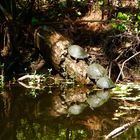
[0, 83, 140, 140]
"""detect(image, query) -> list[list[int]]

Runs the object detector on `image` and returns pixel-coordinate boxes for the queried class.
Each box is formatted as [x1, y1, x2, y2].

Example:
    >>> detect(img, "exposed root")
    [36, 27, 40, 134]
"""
[116, 51, 140, 82]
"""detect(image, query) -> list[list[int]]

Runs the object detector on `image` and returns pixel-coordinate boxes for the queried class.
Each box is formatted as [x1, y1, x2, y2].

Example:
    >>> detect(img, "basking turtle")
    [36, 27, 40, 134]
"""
[68, 45, 88, 61]
[96, 76, 115, 89]
[87, 63, 107, 80]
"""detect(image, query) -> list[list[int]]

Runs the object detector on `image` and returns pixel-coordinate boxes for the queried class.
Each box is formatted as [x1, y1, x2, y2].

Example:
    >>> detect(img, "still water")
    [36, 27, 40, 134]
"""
[0, 83, 140, 140]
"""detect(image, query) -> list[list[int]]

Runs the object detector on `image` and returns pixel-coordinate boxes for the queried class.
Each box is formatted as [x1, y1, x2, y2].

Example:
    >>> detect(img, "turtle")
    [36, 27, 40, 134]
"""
[87, 63, 107, 80]
[96, 76, 115, 89]
[68, 45, 88, 61]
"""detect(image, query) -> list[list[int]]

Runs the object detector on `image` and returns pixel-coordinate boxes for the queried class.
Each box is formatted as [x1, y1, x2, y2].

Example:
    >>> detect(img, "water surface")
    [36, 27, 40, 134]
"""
[0, 83, 140, 140]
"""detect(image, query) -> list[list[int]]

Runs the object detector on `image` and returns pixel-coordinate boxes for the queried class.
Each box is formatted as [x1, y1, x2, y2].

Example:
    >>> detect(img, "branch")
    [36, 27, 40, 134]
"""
[105, 119, 139, 139]
[116, 51, 140, 82]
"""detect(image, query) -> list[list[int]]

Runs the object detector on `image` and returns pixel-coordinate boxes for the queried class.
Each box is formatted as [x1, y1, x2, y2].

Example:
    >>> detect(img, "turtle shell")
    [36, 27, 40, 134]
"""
[87, 63, 107, 80]
[96, 76, 115, 89]
[68, 45, 88, 59]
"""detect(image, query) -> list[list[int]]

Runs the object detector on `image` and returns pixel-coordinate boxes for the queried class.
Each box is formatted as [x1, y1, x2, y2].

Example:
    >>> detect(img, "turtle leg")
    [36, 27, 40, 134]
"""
[76, 59, 80, 63]
[86, 56, 95, 65]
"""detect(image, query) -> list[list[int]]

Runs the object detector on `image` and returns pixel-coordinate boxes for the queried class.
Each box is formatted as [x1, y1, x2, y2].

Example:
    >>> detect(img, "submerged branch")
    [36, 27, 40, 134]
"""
[105, 118, 139, 139]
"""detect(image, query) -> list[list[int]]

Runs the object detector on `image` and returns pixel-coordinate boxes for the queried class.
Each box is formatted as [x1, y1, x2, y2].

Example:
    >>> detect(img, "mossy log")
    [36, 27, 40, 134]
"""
[34, 27, 90, 84]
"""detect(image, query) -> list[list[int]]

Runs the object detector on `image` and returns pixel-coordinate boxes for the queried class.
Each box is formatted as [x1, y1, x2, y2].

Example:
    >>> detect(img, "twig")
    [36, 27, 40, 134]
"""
[18, 74, 44, 81]
[108, 61, 112, 78]
[116, 51, 140, 82]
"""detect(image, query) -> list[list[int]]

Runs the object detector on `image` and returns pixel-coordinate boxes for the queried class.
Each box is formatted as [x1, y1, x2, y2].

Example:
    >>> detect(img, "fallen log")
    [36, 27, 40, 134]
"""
[34, 27, 91, 84]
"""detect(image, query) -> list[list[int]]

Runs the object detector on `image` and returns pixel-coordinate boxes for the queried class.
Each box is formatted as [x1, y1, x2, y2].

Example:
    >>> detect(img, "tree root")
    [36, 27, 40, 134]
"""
[116, 51, 140, 83]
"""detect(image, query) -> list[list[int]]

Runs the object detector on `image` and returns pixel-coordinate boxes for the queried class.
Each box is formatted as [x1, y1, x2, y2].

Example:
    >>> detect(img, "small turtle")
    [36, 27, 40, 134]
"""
[96, 76, 115, 89]
[87, 63, 107, 80]
[68, 45, 88, 61]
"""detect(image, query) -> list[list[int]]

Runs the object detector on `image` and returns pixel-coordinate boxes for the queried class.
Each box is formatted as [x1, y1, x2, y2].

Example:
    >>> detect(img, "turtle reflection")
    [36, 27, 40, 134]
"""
[87, 90, 111, 110]
[67, 103, 87, 116]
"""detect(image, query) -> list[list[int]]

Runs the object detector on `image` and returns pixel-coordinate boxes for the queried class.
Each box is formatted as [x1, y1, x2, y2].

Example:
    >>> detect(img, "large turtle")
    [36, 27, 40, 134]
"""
[87, 63, 107, 80]
[96, 76, 115, 89]
[68, 45, 88, 61]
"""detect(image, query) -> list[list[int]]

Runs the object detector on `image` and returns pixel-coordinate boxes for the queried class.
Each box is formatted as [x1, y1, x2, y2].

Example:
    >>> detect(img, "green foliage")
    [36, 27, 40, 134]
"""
[112, 22, 127, 31]
[111, 12, 132, 31]
[111, 11, 140, 32]
[27, 88, 39, 97]
[137, 14, 140, 20]
[31, 17, 39, 25]
[134, 13, 140, 31]
[117, 12, 130, 20]
[98, 0, 104, 6]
